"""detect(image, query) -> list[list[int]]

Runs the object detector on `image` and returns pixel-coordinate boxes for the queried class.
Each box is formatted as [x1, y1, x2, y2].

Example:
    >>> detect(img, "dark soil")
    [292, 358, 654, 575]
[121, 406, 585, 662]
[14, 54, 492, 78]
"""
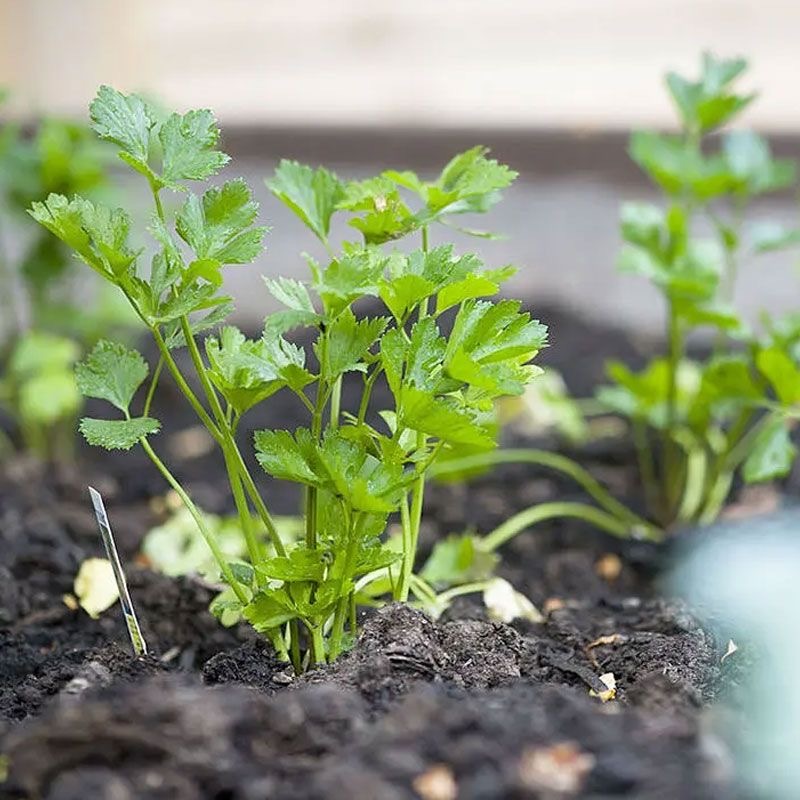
[0, 304, 758, 799]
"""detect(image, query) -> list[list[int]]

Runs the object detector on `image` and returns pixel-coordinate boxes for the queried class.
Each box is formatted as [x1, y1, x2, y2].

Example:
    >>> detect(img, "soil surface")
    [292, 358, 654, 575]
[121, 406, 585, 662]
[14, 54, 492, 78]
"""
[0, 303, 776, 799]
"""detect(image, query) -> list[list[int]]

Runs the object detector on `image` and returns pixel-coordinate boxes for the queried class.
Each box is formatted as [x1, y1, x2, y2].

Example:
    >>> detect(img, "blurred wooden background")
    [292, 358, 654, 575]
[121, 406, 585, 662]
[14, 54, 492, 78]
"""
[1, 0, 798, 131]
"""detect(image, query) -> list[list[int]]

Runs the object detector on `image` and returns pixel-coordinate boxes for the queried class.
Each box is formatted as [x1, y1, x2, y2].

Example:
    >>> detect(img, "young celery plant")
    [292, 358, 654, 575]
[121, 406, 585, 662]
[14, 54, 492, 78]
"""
[31, 86, 547, 669]
[30, 86, 294, 663]
[599, 52, 800, 528]
[257, 148, 547, 660]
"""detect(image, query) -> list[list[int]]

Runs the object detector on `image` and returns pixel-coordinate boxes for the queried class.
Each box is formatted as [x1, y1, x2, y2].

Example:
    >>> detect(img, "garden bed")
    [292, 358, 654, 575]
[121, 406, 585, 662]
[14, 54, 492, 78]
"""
[0, 304, 754, 799]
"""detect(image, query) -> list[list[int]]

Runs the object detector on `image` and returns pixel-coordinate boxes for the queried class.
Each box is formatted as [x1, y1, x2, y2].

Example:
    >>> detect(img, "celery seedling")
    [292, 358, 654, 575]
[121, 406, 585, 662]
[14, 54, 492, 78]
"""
[31, 86, 546, 669]
[430, 54, 799, 544]
[598, 53, 800, 527]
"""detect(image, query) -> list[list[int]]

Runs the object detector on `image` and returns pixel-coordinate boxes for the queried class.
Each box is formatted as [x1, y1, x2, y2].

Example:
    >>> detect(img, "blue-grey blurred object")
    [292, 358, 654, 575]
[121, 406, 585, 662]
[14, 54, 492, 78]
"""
[674, 506, 800, 798]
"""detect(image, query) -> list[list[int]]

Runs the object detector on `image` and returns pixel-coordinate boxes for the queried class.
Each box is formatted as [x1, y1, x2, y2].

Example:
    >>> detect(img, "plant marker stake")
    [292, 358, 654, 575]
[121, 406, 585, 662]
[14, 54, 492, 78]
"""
[88, 486, 148, 656]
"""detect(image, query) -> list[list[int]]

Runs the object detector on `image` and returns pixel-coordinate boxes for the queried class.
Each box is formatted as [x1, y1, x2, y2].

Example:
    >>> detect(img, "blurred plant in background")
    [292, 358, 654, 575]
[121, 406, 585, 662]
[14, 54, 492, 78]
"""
[599, 53, 800, 529]
[0, 90, 137, 460]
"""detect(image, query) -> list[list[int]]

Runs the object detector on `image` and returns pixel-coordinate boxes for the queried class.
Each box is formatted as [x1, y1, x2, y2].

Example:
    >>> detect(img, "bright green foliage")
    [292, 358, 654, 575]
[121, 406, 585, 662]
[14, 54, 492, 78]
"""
[176, 179, 265, 269]
[89, 86, 154, 166]
[249, 143, 542, 663]
[75, 340, 149, 413]
[0, 331, 82, 458]
[266, 160, 343, 244]
[205, 326, 314, 415]
[268, 145, 517, 246]
[79, 416, 161, 450]
[30, 84, 542, 670]
[75, 339, 160, 451]
[600, 54, 800, 527]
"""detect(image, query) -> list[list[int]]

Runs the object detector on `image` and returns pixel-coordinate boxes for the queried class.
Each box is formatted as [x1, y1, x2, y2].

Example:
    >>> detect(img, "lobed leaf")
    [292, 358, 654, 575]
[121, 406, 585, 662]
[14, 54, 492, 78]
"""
[89, 85, 154, 166]
[267, 160, 343, 243]
[75, 340, 149, 413]
[159, 109, 230, 187]
[79, 416, 160, 450]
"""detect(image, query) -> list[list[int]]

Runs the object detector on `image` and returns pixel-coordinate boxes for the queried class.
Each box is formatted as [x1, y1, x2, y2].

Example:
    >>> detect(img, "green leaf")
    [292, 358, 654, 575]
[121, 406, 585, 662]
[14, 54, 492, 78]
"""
[757, 348, 800, 405]
[159, 109, 229, 187]
[79, 416, 160, 450]
[176, 179, 265, 266]
[723, 131, 796, 196]
[8, 331, 80, 377]
[629, 132, 736, 199]
[445, 300, 547, 396]
[701, 356, 761, 403]
[320, 309, 388, 378]
[400, 386, 494, 447]
[666, 53, 753, 132]
[436, 272, 504, 314]
[28, 194, 138, 280]
[743, 418, 796, 483]
[89, 85, 154, 166]
[256, 546, 327, 583]
[267, 160, 343, 243]
[254, 428, 320, 485]
[403, 317, 449, 392]
[420, 532, 498, 589]
[210, 588, 246, 627]
[620, 202, 665, 250]
[263, 275, 321, 333]
[312, 247, 385, 314]
[156, 284, 230, 325]
[206, 326, 313, 414]
[427, 146, 517, 215]
[354, 541, 402, 577]
[243, 590, 296, 631]
[75, 340, 149, 413]
[380, 273, 435, 321]
[599, 358, 702, 428]
[264, 275, 314, 313]
[254, 429, 408, 514]
[338, 175, 418, 243]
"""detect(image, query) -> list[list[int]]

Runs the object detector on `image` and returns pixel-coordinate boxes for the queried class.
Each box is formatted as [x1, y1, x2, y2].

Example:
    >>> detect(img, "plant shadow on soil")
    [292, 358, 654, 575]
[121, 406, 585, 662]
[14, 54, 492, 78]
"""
[0, 303, 789, 799]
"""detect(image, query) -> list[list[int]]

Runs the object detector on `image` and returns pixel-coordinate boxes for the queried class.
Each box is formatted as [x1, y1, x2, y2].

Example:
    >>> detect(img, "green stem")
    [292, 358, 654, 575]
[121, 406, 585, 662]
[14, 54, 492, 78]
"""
[483, 501, 662, 553]
[330, 376, 342, 431]
[675, 440, 708, 522]
[142, 356, 164, 417]
[662, 301, 684, 521]
[329, 511, 362, 660]
[430, 448, 657, 536]
[409, 573, 438, 605]
[308, 622, 326, 665]
[305, 327, 332, 550]
[435, 581, 491, 608]
[223, 449, 263, 568]
[396, 224, 432, 604]
[632, 419, 659, 516]
[698, 412, 764, 523]
[289, 619, 302, 673]
[139, 437, 248, 603]
[397, 495, 413, 601]
[151, 325, 223, 443]
[358, 365, 383, 425]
